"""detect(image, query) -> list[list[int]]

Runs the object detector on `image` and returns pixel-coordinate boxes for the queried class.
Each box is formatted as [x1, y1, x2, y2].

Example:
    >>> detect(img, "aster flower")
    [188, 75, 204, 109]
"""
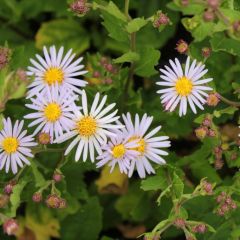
[24, 85, 76, 143]
[0, 118, 37, 174]
[27, 45, 88, 97]
[96, 129, 139, 174]
[55, 90, 123, 162]
[156, 57, 213, 116]
[122, 113, 171, 178]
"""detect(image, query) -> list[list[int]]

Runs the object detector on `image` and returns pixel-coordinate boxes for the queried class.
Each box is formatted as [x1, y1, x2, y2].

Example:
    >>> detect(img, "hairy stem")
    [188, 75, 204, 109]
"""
[219, 94, 240, 107]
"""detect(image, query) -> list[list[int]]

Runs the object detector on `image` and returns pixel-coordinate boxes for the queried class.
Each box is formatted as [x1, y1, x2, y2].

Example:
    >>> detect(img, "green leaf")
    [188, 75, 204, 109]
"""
[141, 175, 167, 191]
[126, 18, 148, 33]
[135, 46, 160, 77]
[36, 19, 90, 54]
[61, 197, 102, 240]
[210, 33, 240, 56]
[172, 172, 184, 199]
[152, 219, 171, 233]
[114, 51, 139, 63]
[30, 160, 46, 188]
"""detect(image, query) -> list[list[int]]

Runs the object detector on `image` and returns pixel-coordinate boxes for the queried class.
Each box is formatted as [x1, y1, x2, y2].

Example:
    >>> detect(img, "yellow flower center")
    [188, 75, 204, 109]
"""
[77, 116, 97, 137]
[128, 137, 146, 155]
[44, 67, 64, 85]
[175, 76, 193, 96]
[2, 137, 19, 154]
[112, 144, 125, 158]
[44, 103, 62, 122]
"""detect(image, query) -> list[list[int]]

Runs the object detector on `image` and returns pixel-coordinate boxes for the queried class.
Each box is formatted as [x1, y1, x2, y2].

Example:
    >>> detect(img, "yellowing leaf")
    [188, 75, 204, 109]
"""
[95, 165, 128, 194]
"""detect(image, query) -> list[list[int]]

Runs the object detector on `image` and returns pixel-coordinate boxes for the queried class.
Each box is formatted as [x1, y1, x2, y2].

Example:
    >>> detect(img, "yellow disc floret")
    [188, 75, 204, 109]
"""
[2, 137, 19, 154]
[112, 144, 125, 158]
[44, 67, 64, 85]
[175, 76, 193, 96]
[128, 136, 146, 155]
[77, 116, 97, 137]
[44, 103, 62, 122]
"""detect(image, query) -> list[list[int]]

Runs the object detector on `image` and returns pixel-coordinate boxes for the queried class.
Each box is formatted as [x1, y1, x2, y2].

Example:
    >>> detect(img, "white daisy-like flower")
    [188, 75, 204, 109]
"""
[156, 57, 213, 116]
[55, 90, 123, 162]
[0, 118, 37, 174]
[96, 129, 139, 174]
[27, 45, 88, 97]
[24, 85, 77, 143]
[122, 113, 171, 178]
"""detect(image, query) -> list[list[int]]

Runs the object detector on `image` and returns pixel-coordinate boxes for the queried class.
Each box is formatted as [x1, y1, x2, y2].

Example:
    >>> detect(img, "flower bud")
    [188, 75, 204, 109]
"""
[193, 224, 207, 233]
[230, 152, 237, 160]
[195, 126, 208, 139]
[70, 0, 89, 15]
[231, 202, 237, 209]
[202, 117, 211, 127]
[180, 0, 189, 6]
[46, 194, 60, 208]
[217, 207, 224, 216]
[93, 71, 100, 78]
[16, 68, 27, 82]
[207, 0, 220, 9]
[0, 47, 11, 70]
[3, 219, 19, 236]
[208, 129, 216, 137]
[225, 196, 232, 205]
[105, 78, 113, 85]
[0, 194, 9, 208]
[221, 203, 229, 213]
[203, 10, 215, 22]
[104, 63, 113, 72]
[207, 93, 220, 106]
[32, 192, 42, 203]
[38, 132, 51, 145]
[175, 39, 188, 54]
[233, 21, 240, 33]
[4, 182, 15, 195]
[214, 157, 224, 169]
[153, 12, 170, 28]
[59, 198, 67, 209]
[202, 47, 211, 58]
[174, 218, 186, 229]
[202, 180, 213, 195]
[53, 173, 62, 183]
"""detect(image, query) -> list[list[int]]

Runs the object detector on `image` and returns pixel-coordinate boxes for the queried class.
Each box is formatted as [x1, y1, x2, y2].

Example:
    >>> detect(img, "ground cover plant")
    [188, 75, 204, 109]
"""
[0, 0, 240, 239]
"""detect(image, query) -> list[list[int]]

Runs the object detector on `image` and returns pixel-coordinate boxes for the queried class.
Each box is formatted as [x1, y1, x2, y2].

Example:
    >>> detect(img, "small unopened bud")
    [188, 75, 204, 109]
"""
[203, 10, 215, 22]
[221, 203, 229, 213]
[59, 198, 67, 209]
[202, 47, 211, 58]
[215, 157, 224, 169]
[153, 12, 170, 28]
[180, 0, 189, 6]
[3, 219, 19, 236]
[233, 21, 240, 33]
[100, 57, 108, 65]
[104, 63, 113, 72]
[202, 180, 213, 195]
[32, 192, 42, 203]
[207, 93, 220, 106]
[231, 202, 237, 209]
[193, 224, 207, 233]
[16, 69, 27, 82]
[202, 117, 211, 127]
[0, 47, 11, 70]
[195, 126, 208, 139]
[70, 0, 89, 15]
[208, 129, 216, 137]
[53, 173, 62, 183]
[217, 207, 224, 216]
[174, 218, 186, 229]
[38, 132, 51, 145]
[0, 194, 9, 208]
[175, 39, 188, 54]
[4, 183, 14, 195]
[93, 71, 100, 78]
[207, 0, 220, 9]
[225, 196, 232, 205]
[216, 195, 223, 203]
[105, 78, 113, 85]
[46, 194, 60, 208]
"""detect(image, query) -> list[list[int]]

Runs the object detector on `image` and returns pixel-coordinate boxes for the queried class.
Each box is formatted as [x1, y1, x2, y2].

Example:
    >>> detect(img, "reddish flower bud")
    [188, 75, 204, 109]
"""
[202, 47, 211, 58]
[203, 10, 215, 22]
[3, 219, 19, 236]
[233, 21, 240, 33]
[207, 0, 220, 9]
[4, 183, 15, 195]
[105, 63, 113, 72]
[202, 117, 211, 127]
[153, 12, 170, 28]
[32, 192, 42, 203]
[175, 39, 188, 54]
[180, 0, 189, 6]
[193, 224, 207, 233]
[202, 180, 213, 195]
[208, 129, 216, 137]
[174, 218, 186, 228]
[231, 202, 237, 209]
[195, 127, 208, 139]
[59, 198, 67, 209]
[217, 207, 224, 216]
[105, 78, 113, 85]
[0, 47, 11, 70]
[53, 173, 62, 183]
[207, 93, 220, 107]
[100, 57, 108, 65]
[70, 0, 89, 15]
[93, 71, 100, 78]
[221, 203, 229, 213]
[16, 68, 27, 82]
[0, 194, 9, 208]
[214, 157, 224, 169]
[46, 194, 60, 209]
[225, 196, 232, 205]
[216, 195, 223, 203]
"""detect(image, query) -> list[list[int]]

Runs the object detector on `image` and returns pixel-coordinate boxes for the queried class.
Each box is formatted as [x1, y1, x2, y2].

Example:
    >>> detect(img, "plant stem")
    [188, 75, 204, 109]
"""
[124, 0, 131, 20]
[219, 94, 240, 107]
